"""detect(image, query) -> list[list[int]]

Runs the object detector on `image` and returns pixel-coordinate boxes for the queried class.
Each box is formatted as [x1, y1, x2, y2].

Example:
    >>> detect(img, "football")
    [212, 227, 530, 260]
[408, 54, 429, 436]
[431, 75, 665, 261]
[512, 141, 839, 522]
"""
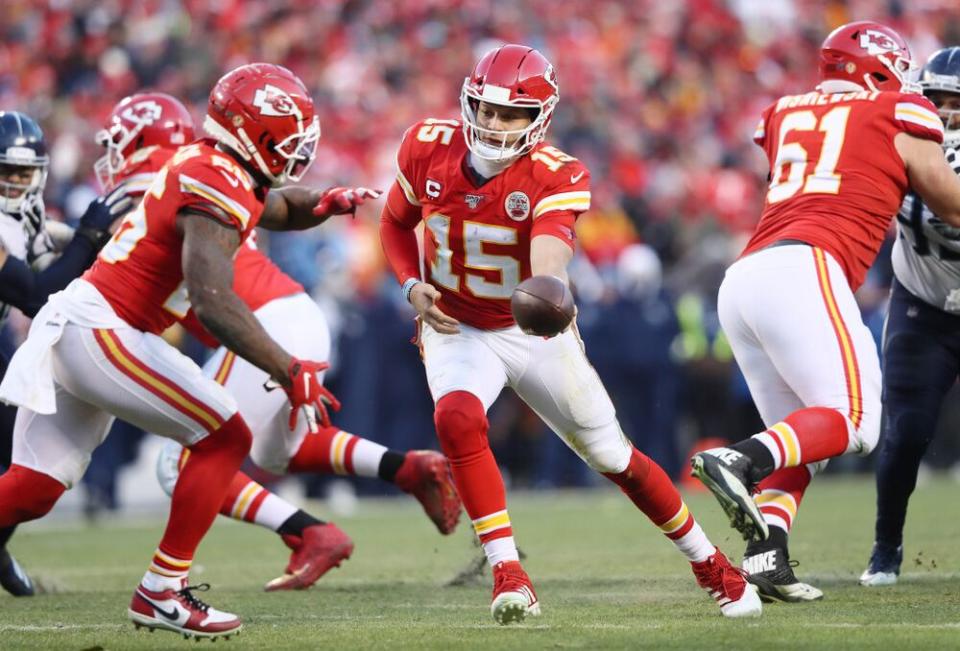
[511, 275, 575, 336]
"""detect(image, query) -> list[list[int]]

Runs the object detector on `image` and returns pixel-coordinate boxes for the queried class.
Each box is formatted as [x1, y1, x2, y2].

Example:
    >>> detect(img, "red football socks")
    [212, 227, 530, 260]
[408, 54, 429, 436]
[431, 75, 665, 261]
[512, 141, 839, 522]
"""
[434, 392, 516, 561]
[152, 413, 251, 574]
[0, 464, 66, 527]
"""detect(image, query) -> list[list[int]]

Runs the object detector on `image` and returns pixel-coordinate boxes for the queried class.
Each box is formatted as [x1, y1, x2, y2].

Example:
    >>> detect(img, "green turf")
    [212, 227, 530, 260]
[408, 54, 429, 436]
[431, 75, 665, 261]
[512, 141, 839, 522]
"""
[2, 476, 959, 650]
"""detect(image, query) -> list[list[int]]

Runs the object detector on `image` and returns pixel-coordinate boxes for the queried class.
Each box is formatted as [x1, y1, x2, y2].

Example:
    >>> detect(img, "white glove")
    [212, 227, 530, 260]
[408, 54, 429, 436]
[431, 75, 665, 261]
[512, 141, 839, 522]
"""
[946, 147, 960, 176]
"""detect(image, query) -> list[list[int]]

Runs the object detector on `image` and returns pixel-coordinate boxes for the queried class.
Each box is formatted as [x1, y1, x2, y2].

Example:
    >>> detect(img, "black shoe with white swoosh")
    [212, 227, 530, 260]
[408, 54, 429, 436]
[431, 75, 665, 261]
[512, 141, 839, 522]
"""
[128, 582, 242, 640]
[690, 448, 768, 542]
[0, 548, 35, 597]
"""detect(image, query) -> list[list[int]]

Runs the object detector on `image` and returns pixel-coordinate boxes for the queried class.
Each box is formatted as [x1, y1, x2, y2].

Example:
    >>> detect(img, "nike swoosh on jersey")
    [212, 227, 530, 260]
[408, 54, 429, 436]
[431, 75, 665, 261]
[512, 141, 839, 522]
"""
[570, 171, 585, 184]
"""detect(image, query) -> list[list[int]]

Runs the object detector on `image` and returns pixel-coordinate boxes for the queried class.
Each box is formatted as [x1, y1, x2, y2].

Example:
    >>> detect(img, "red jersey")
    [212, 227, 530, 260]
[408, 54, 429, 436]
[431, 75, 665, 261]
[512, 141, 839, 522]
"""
[103, 143, 304, 345]
[390, 118, 590, 329]
[743, 89, 944, 289]
[84, 140, 267, 334]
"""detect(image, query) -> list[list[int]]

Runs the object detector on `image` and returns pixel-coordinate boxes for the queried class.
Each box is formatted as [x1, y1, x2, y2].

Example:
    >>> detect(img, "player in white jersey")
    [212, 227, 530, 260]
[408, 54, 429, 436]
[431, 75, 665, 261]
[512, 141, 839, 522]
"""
[861, 46, 960, 586]
[0, 110, 131, 595]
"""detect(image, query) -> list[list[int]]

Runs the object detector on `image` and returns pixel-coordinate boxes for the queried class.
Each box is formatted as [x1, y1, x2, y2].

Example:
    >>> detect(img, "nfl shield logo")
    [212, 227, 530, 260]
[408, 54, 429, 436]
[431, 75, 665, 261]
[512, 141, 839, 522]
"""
[505, 191, 530, 221]
[465, 194, 484, 209]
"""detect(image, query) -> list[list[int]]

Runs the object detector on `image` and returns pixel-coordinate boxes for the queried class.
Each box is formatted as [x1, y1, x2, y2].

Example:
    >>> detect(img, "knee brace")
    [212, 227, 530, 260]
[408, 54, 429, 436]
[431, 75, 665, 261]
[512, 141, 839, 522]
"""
[565, 420, 633, 474]
[433, 391, 489, 460]
[0, 464, 66, 527]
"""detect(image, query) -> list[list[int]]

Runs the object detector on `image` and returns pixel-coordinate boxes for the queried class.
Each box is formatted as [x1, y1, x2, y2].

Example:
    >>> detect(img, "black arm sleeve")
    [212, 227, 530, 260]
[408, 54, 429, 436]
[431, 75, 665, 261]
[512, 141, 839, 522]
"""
[0, 232, 99, 318]
[0, 255, 34, 310]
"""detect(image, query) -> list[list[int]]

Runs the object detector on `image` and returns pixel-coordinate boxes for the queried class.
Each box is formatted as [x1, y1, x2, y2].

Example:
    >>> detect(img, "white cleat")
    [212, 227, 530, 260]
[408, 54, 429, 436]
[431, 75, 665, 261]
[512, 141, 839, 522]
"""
[859, 543, 901, 587]
[859, 568, 898, 587]
[692, 549, 762, 618]
[490, 561, 541, 625]
[721, 582, 763, 619]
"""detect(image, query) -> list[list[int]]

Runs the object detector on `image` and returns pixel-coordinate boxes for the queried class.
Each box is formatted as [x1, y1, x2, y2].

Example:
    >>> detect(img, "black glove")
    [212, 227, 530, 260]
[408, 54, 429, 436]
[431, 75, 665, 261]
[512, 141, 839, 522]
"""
[76, 184, 134, 250]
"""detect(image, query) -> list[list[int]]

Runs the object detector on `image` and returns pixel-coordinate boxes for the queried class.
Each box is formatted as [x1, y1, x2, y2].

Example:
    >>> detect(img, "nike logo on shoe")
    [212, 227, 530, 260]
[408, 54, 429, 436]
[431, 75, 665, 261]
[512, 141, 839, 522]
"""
[709, 448, 743, 465]
[742, 550, 777, 574]
[137, 593, 183, 622]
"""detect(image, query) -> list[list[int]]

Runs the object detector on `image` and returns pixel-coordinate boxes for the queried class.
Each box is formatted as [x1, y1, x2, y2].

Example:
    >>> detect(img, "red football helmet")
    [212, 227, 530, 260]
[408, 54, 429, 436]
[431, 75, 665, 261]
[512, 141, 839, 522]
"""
[819, 21, 919, 94]
[460, 44, 559, 161]
[95, 92, 195, 190]
[203, 63, 319, 187]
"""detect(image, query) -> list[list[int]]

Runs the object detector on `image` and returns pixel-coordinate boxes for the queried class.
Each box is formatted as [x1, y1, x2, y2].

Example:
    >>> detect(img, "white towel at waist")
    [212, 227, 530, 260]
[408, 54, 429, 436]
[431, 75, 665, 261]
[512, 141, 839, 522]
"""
[0, 278, 129, 413]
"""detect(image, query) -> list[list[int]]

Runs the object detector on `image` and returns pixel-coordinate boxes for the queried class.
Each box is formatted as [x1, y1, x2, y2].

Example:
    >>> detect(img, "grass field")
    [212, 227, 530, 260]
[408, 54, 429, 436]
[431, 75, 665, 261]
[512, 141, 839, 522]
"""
[2, 476, 958, 650]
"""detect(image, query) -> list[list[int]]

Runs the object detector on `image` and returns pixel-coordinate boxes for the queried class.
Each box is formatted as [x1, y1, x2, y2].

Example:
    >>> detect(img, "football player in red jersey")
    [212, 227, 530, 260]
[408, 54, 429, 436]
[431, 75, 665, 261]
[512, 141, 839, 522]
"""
[94, 91, 461, 591]
[380, 44, 762, 623]
[690, 21, 960, 602]
[0, 63, 358, 640]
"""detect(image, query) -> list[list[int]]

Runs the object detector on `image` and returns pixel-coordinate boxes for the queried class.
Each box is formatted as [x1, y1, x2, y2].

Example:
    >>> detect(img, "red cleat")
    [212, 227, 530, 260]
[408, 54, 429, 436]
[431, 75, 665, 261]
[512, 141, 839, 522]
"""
[691, 548, 763, 618]
[128, 582, 241, 639]
[491, 560, 540, 625]
[264, 523, 353, 591]
[394, 450, 462, 535]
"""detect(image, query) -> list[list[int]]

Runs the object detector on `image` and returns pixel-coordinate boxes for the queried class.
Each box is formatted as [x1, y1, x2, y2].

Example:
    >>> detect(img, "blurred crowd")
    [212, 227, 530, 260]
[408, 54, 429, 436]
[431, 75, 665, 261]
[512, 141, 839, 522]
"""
[3, 0, 960, 510]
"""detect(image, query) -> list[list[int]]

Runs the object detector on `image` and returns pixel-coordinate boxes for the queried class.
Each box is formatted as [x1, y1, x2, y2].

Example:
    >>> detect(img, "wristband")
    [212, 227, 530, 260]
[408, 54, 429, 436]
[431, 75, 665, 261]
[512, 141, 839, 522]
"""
[401, 278, 420, 303]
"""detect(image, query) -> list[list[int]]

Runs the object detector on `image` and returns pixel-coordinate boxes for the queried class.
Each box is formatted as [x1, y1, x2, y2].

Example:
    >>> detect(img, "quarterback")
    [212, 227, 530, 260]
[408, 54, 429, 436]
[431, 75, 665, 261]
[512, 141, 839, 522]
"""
[380, 44, 761, 623]
[691, 22, 960, 602]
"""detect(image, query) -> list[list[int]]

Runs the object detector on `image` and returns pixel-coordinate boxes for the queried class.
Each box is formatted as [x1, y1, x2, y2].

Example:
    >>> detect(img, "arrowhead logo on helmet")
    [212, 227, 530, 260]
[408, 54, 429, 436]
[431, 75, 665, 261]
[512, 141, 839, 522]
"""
[859, 31, 900, 56]
[252, 85, 300, 118]
[120, 101, 164, 127]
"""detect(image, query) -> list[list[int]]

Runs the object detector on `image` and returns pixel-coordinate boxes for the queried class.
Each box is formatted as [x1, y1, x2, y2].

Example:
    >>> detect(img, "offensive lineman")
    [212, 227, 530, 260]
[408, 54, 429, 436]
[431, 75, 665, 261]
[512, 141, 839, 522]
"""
[0, 63, 345, 639]
[690, 22, 960, 602]
[861, 46, 960, 586]
[380, 44, 761, 624]
[93, 91, 461, 591]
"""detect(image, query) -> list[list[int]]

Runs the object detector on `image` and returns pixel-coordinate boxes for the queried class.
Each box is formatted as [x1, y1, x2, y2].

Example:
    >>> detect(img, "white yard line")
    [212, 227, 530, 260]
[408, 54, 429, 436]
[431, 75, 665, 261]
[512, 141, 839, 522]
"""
[0, 624, 126, 632]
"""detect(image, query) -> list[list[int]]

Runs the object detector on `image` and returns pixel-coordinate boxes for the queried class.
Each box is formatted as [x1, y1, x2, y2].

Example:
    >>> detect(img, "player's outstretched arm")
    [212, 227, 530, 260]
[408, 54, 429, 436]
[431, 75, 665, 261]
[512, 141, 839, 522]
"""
[259, 186, 382, 231]
[0, 187, 133, 317]
[180, 211, 293, 383]
[530, 234, 573, 284]
[896, 133, 960, 226]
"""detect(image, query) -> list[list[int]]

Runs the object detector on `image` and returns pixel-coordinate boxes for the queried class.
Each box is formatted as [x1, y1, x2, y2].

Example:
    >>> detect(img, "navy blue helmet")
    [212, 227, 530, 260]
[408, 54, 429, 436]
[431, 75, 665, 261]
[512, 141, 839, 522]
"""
[920, 47, 960, 148]
[0, 111, 48, 220]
